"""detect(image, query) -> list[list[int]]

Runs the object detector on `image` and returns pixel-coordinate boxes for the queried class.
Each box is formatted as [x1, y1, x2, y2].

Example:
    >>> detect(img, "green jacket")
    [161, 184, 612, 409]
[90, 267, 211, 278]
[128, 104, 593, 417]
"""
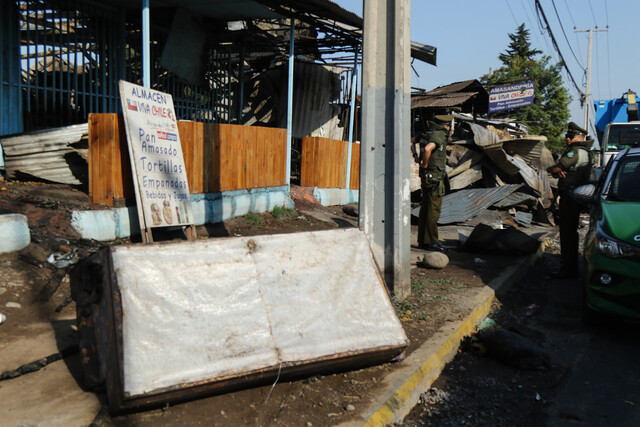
[558, 138, 594, 192]
[417, 121, 448, 174]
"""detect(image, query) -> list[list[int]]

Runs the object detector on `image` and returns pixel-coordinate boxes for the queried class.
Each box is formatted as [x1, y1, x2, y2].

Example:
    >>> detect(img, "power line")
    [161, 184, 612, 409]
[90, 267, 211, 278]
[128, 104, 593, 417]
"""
[587, 0, 598, 27]
[550, 0, 585, 71]
[561, 0, 585, 65]
[505, 0, 519, 26]
[522, 0, 549, 52]
[533, 0, 584, 96]
[562, 0, 577, 28]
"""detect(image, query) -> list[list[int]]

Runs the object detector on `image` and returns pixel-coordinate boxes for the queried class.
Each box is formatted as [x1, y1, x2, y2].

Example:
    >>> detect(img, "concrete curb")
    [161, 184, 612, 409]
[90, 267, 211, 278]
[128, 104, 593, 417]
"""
[347, 287, 495, 427]
[349, 234, 553, 426]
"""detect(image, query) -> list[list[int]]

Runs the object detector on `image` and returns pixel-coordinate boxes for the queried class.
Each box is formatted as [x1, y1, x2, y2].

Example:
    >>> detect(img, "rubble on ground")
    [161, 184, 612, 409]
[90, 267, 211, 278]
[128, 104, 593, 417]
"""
[412, 113, 558, 230]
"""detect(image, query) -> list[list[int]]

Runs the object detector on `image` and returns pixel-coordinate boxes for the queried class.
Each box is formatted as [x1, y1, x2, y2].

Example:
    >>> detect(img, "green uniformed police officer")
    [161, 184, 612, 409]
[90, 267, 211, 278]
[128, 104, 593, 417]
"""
[414, 114, 452, 252]
[547, 122, 594, 278]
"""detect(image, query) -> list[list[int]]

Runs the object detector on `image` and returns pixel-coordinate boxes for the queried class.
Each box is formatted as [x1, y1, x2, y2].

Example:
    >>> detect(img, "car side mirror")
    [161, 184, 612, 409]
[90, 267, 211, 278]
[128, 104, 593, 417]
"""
[572, 183, 596, 204]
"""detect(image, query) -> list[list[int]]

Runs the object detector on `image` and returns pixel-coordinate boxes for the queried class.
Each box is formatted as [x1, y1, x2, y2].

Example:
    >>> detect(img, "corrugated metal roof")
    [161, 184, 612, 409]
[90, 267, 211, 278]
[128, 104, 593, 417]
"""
[424, 80, 483, 96]
[411, 92, 476, 109]
[412, 79, 488, 112]
[438, 184, 522, 225]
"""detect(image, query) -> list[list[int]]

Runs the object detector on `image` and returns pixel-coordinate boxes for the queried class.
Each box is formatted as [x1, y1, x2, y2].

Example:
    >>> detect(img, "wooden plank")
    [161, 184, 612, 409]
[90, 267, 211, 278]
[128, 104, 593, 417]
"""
[275, 129, 289, 185]
[106, 114, 118, 206]
[218, 125, 230, 190]
[246, 125, 256, 189]
[178, 122, 198, 193]
[338, 140, 348, 188]
[203, 123, 215, 192]
[99, 115, 112, 206]
[449, 163, 483, 191]
[349, 142, 360, 189]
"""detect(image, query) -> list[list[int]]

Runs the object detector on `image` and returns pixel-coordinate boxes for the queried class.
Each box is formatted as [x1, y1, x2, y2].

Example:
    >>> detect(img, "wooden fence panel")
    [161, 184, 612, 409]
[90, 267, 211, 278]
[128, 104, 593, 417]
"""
[178, 121, 205, 194]
[88, 113, 132, 206]
[203, 123, 217, 193]
[88, 116, 288, 204]
[349, 142, 360, 190]
[300, 137, 350, 188]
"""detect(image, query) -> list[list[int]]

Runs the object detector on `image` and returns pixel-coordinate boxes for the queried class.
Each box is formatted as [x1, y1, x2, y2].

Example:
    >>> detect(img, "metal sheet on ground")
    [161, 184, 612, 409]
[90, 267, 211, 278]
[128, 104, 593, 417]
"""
[108, 228, 407, 398]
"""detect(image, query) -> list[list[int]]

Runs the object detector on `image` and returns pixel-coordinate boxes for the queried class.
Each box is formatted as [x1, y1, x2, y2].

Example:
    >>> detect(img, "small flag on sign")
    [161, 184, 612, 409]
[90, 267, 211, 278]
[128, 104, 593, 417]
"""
[127, 99, 138, 111]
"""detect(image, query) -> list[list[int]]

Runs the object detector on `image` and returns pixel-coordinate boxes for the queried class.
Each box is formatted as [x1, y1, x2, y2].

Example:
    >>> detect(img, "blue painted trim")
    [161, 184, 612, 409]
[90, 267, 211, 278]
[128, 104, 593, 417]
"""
[142, 0, 150, 88]
[72, 187, 294, 241]
[313, 188, 359, 206]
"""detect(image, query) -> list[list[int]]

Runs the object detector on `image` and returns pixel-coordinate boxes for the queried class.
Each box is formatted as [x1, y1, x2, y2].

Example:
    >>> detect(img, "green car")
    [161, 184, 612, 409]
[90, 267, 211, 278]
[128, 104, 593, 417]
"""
[580, 147, 640, 321]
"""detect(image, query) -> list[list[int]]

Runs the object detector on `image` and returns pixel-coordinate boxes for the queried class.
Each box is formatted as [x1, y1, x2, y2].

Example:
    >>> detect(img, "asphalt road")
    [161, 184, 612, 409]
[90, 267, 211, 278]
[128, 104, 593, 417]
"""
[401, 238, 640, 426]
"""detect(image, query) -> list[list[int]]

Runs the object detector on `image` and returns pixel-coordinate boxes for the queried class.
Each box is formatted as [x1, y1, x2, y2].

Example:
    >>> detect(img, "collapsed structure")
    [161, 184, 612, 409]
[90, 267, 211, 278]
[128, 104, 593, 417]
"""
[410, 80, 557, 229]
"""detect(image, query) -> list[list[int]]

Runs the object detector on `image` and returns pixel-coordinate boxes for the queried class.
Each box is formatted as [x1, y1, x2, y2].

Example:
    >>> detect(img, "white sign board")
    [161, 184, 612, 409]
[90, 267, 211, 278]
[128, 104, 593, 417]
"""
[118, 81, 193, 232]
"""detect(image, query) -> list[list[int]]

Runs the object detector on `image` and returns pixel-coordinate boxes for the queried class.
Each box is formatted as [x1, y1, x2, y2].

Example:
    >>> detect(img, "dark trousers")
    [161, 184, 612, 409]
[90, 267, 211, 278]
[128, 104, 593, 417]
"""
[418, 188, 442, 246]
[559, 193, 580, 274]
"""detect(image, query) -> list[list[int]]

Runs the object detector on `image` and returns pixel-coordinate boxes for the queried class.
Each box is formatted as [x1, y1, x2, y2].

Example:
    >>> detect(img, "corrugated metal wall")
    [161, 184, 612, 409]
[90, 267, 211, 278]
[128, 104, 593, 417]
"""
[292, 63, 346, 140]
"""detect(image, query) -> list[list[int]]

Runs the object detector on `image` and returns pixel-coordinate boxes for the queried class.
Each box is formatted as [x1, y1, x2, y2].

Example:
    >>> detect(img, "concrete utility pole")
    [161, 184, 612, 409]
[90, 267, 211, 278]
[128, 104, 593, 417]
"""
[575, 27, 607, 131]
[360, 0, 412, 298]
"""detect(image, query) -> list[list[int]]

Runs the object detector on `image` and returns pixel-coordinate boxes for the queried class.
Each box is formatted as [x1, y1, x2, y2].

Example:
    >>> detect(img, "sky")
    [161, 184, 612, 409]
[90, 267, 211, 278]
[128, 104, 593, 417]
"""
[333, 0, 640, 133]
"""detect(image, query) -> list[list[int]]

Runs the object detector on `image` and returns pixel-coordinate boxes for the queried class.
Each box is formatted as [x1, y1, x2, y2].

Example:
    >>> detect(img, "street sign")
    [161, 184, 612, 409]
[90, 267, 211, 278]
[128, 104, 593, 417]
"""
[488, 82, 535, 113]
[118, 80, 195, 242]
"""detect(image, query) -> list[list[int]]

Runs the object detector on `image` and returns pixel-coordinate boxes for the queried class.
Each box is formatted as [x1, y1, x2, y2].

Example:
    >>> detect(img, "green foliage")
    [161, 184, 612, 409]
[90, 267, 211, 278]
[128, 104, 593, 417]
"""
[245, 212, 263, 228]
[271, 206, 295, 219]
[391, 295, 417, 318]
[481, 24, 571, 156]
[498, 24, 542, 64]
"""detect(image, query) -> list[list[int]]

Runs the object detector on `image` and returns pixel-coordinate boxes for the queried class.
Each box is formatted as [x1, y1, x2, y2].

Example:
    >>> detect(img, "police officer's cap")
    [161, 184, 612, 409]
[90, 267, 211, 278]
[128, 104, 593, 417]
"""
[434, 114, 454, 124]
[567, 122, 587, 135]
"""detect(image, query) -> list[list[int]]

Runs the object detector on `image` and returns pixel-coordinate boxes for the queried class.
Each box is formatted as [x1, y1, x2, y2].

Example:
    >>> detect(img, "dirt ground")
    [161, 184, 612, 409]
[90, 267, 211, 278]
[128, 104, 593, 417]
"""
[0, 179, 545, 426]
[398, 220, 589, 427]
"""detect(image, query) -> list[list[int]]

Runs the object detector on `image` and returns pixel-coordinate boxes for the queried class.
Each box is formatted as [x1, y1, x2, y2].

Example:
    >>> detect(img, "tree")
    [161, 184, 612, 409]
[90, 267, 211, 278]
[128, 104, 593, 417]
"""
[481, 24, 570, 154]
[498, 24, 542, 64]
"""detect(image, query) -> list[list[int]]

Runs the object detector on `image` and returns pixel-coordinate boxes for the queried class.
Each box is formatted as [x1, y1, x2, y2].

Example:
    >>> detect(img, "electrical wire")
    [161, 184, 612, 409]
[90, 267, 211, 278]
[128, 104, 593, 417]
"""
[505, 0, 519, 26]
[533, 0, 584, 96]
[562, 0, 585, 65]
[587, 0, 599, 27]
[526, 0, 553, 55]
[550, 0, 585, 71]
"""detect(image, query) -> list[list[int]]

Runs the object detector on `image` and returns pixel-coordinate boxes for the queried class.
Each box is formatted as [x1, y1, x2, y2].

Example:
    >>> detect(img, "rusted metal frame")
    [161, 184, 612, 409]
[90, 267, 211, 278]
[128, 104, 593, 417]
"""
[65, 7, 72, 123]
[24, 1, 33, 116]
[99, 7, 107, 112]
[57, 2, 63, 126]
[227, 48, 231, 124]
[256, 1, 361, 47]
[238, 42, 245, 123]
[41, 0, 48, 119]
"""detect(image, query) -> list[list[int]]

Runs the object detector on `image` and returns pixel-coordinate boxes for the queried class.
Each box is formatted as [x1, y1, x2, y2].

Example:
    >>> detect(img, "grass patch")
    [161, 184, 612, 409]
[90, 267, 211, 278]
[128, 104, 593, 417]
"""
[392, 295, 417, 318]
[395, 278, 465, 321]
[271, 206, 295, 219]
[245, 212, 263, 228]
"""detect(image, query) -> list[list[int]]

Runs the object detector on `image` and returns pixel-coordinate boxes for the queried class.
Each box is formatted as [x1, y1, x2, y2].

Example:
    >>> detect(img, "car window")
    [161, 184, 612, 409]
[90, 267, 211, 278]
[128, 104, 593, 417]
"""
[609, 125, 640, 150]
[609, 158, 640, 202]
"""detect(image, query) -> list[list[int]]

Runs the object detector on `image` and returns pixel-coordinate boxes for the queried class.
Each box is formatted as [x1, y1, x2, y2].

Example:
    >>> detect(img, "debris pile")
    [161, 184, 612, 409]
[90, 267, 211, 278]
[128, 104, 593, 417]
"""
[412, 113, 557, 229]
[1, 123, 89, 186]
